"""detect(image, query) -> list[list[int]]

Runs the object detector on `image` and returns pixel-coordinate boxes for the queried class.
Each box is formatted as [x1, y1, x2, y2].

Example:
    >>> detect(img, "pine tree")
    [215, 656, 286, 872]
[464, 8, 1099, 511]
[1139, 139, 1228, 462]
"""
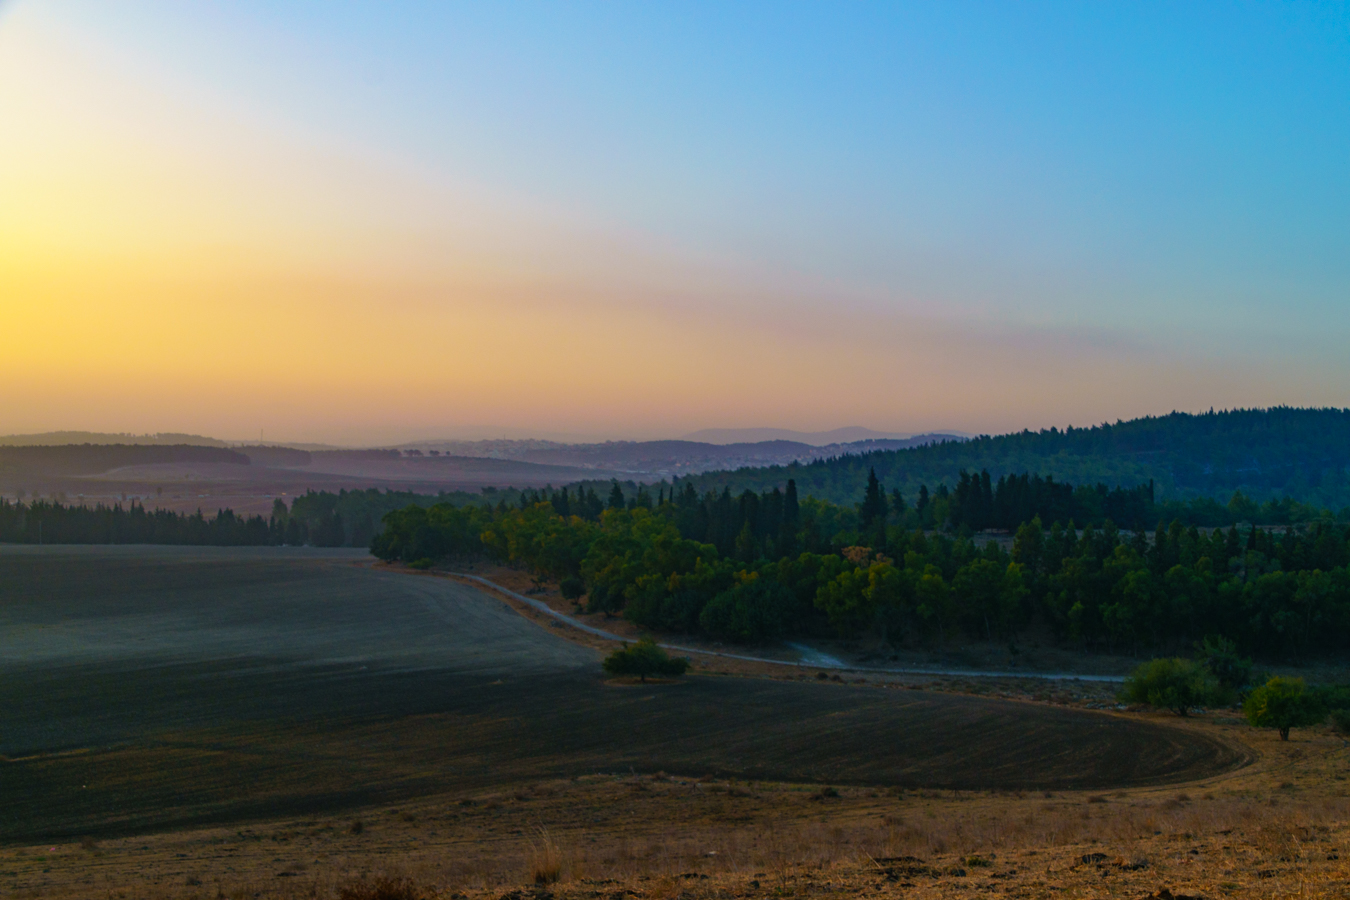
[779, 479, 800, 556]
[608, 481, 625, 510]
[859, 467, 888, 531]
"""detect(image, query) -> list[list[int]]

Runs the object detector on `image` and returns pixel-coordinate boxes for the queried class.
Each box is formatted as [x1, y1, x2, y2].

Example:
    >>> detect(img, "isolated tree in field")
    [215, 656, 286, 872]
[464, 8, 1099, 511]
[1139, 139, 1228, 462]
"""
[602, 637, 689, 683]
[1244, 676, 1325, 740]
[1120, 657, 1216, 716]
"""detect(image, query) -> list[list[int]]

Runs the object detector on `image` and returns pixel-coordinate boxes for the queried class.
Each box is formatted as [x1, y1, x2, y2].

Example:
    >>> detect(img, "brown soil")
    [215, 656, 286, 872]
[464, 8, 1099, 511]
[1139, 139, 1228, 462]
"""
[4, 721, 1348, 900]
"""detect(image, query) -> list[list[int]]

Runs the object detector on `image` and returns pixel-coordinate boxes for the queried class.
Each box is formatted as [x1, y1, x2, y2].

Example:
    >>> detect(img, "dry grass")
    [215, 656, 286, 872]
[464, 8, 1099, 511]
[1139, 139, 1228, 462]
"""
[11, 749, 1350, 900]
[337, 876, 424, 900]
[527, 829, 565, 884]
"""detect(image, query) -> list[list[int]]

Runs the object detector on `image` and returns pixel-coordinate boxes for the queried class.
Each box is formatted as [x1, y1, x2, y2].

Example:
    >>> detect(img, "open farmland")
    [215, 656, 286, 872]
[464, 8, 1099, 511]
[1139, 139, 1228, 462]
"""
[0, 546, 1247, 845]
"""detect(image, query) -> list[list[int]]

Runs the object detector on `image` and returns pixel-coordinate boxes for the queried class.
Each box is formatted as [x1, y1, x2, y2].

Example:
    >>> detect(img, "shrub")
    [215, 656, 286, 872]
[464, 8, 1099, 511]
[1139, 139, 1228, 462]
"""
[1312, 683, 1350, 714]
[1244, 676, 1326, 740]
[1120, 657, 1217, 716]
[1193, 634, 1252, 692]
[559, 576, 585, 601]
[601, 636, 689, 683]
[407, 558, 433, 570]
[1330, 708, 1350, 735]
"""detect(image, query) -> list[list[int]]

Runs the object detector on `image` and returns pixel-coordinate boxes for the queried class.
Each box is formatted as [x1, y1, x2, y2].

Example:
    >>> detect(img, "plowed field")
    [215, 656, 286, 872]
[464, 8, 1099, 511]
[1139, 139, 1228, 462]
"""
[0, 546, 1248, 842]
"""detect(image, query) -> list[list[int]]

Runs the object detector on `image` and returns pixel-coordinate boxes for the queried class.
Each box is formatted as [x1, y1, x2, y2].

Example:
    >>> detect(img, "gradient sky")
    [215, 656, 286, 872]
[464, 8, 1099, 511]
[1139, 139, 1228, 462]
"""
[3, 1, 1350, 444]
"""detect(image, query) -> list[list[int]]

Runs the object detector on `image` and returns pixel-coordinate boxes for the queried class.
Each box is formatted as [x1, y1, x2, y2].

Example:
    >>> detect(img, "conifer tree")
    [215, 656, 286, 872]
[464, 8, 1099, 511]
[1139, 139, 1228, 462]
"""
[859, 467, 888, 532]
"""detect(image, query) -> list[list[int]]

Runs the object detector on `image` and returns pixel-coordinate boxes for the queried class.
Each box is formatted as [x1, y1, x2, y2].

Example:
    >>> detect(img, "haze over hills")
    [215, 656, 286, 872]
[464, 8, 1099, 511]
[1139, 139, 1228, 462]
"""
[0, 431, 233, 448]
[0, 432, 960, 516]
[395, 434, 964, 475]
[680, 427, 935, 445]
[12, 408, 1350, 515]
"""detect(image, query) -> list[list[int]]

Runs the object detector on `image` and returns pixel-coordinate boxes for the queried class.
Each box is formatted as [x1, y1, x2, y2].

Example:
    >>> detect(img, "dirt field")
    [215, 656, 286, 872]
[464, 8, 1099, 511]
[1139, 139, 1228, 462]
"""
[0, 547, 1250, 851]
[5, 546, 1350, 900]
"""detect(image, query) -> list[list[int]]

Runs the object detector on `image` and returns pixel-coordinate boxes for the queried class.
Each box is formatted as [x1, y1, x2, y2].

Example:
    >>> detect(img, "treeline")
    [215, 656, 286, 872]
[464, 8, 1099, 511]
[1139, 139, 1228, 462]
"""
[0, 487, 483, 548]
[675, 407, 1350, 510]
[0, 499, 275, 545]
[372, 470, 1350, 660]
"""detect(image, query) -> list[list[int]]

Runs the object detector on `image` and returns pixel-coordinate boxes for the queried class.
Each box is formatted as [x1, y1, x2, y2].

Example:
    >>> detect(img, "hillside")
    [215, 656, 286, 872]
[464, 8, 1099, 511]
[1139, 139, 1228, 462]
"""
[673, 407, 1350, 508]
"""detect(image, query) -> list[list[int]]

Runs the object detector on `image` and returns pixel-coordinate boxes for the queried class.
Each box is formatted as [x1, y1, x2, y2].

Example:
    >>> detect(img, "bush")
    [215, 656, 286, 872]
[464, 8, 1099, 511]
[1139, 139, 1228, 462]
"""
[1193, 634, 1252, 692]
[1330, 708, 1350, 736]
[698, 577, 792, 643]
[407, 558, 434, 570]
[1244, 676, 1326, 740]
[1120, 657, 1217, 716]
[601, 636, 689, 683]
[1312, 683, 1350, 714]
[559, 576, 585, 601]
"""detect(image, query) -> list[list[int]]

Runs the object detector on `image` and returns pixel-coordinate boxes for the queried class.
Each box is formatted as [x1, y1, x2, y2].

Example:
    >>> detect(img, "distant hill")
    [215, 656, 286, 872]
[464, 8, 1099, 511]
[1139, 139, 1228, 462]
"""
[682, 426, 919, 445]
[673, 407, 1350, 509]
[397, 434, 965, 477]
[0, 431, 230, 447]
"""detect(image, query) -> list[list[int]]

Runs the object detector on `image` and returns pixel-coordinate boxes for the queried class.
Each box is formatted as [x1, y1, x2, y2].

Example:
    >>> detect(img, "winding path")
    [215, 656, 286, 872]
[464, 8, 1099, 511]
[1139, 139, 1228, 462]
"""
[451, 572, 1127, 683]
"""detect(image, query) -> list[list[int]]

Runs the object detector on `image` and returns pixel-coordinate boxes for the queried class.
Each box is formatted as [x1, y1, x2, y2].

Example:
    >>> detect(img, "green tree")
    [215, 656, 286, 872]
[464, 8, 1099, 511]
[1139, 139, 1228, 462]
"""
[559, 575, 585, 602]
[914, 564, 954, 642]
[1012, 516, 1045, 580]
[815, 565, 873, 636]
[864, 561, 913, 644]
[699, 575, 792, 643]
[601, 636, 690, 683]
[1244, 676, 1325, 740]
[1193, 634, 1252, 692]
[1121, 657, 1217, 716]
[859, 467, 888, 534]
[953, 558, 1025, 641]
[779, 479, 800, 556]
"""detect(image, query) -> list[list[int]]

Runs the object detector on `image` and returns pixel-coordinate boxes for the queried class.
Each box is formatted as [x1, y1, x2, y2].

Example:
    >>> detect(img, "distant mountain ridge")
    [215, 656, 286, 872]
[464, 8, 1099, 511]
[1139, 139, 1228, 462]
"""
[0, 431, 231, 447]
[396, 434, 965, 477]
[681, 426, 935, 445]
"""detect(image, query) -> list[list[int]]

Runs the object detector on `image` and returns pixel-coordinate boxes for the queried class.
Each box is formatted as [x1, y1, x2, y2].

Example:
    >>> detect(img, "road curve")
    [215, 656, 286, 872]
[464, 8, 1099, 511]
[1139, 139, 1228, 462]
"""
[451, 572, 1126, 683]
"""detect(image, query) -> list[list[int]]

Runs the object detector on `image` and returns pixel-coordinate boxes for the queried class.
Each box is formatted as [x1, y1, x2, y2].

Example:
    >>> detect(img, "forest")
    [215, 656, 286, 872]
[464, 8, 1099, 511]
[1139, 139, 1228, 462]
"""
[672, 407, 1350, 510]
[0, 498, 276, 546]
[372, 471, 1350, 661]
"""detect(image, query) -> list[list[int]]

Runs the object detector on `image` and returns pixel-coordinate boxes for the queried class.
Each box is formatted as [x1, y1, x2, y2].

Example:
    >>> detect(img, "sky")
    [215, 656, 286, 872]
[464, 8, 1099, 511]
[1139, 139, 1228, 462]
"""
[3, 1, 1349, 445]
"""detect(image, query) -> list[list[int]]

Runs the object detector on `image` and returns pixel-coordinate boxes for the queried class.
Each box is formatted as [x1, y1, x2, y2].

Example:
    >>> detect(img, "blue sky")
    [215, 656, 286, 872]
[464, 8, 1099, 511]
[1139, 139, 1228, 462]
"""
[3, 1, 1349, 441]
